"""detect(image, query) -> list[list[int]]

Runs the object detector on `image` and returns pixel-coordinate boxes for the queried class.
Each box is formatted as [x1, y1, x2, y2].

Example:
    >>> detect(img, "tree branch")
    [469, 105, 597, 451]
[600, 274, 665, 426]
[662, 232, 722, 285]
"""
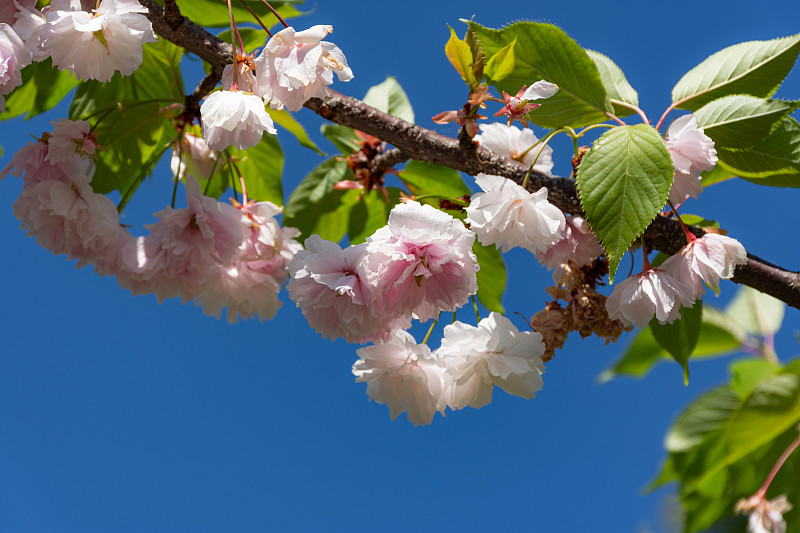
[140, 0, 800, 310]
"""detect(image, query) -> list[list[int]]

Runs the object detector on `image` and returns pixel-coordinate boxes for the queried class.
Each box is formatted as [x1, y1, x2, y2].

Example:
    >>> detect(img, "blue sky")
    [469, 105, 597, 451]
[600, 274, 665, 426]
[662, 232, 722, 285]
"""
[1, 1, 799, 532]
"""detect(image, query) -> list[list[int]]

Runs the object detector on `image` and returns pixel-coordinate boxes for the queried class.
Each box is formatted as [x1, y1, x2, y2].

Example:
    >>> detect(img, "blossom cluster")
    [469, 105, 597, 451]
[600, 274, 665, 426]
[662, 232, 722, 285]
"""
[200, 25, 353, 151]
[352, 313, 546, 426]
[3, 0, 156, 85]
[3, 119, 301, 324]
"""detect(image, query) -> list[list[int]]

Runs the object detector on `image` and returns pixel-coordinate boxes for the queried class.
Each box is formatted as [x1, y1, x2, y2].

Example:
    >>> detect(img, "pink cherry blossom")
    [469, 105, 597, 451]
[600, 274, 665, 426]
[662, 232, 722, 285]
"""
[10, 0, 48, 59]
[200, 90, 276, 151]
[221, 52, 257, 93]
[40, 0, 157, 82]
[352, 330, 447, 426]
[287, 235, 411, 344]
[0, 22, 31, 112]
[121, 178, 245, 302]
[437, 312, 545, 410]
[13, 172, 119, 263]
[195, 201, 302, 323]
[254, 25, 353, 112]
[475, 123, 554, 174]
[466, 173, 565, 254]
[363, 201, 478, 322]
[171, 131, 217, 181]
[605, 268, 696, 328]
[536, 215, 604, 269]
[665, 114, 717, 204]
[661, 233, 747, 298]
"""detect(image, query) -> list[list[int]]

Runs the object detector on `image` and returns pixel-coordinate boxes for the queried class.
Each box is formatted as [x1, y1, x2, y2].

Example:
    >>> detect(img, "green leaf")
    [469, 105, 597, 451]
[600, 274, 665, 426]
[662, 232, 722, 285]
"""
[444, 26, 476, 87]
[398, 160, 471, 204]
[671, 33, 800, 111]
[320, 123, 360, 154]
[650, 301, 703, 383]
[716, 116, 800, 178]
[700, 164, 736, 187]
[730, 358, 782, 399]
[226, 133, 284, 205]
[665, 386, 739, 453]
[585, 49, 639, 118]
[599, 307, 743, 382]
[363, 76, 415, 123]
[473, 242, 506, 313]
[468, 21, 613, 128]
[724, 374, 800, 470]
[347, 188, 402, 245]
[168, 0, 302, 28]
[693, 95, 799, 149]
[576, 125, 674, 281]
[284, 158, 353, 242]
[268, 108, 325, 155]
[484, 38, 516, 82]
[725, 285, 786, 336]
[1, 58, 79, 121]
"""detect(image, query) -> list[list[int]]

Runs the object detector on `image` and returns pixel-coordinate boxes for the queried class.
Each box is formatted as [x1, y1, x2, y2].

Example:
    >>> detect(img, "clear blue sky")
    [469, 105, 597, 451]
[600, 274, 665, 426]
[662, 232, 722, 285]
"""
[1, 1, 799, 532]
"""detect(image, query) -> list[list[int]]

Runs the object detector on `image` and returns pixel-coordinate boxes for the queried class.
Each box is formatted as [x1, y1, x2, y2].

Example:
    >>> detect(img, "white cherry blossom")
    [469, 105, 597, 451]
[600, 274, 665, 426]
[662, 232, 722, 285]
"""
[536, 215, 604, 269]
[201, 90, 277, 151]
[475, 123, 554, 175]
[665, 114, 717, 204]
[605, 268, 695, 328]
[662, 233, 747, 298]
[466, 173, 565, 254]
[171, 131, 217, 181]
[0, 22, 31, 111]
[437, 313, 545, 410]
[40, 0, 157, 82]
[352, 330, 447, 426]
[254, 24, 353, 112]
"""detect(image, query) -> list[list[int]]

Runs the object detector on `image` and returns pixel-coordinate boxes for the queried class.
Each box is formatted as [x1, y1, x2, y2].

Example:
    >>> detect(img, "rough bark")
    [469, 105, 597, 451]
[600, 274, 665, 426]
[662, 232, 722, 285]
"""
[140, 0, 800, 310]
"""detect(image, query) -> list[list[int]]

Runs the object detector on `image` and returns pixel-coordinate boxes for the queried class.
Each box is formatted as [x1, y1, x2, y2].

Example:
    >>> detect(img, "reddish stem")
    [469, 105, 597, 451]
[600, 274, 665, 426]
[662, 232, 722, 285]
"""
[667, 200, 696, 244]
[236, 0, 272, 37]
[257, 0, 289, 28]
[755, 430, 800, 499]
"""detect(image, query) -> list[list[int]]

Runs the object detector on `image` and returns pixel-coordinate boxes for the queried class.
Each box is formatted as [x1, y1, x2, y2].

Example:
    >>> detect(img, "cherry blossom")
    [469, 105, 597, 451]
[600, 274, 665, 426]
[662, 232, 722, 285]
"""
[352, 330, 447, 426]
[200, 89, 277, 151]
[605, 268, 696, 328]
[0, 22, 31, 112]
[39, 0, 157, 82]
[12, 172, 119, 264]
[536, 215, 604, 269]
[171, 131, 217, 181]
[10, 0, 48, 59]
[736, 494, 792, 533]
[254, 24, 353, 112]
[437, 313, 545, 410]
[475, 123, 554, 174]
[121, 178, 245, 302]
[466, 173, 565, 254]
[221, 52, 257, 93]
[196, 201, 302, 323]
[662, 233, 747, 298]
[665, 114, 717, 204]
[287, 235, 411, 344]
[494, 80, 558, 127]
[363, 200, 478, 322]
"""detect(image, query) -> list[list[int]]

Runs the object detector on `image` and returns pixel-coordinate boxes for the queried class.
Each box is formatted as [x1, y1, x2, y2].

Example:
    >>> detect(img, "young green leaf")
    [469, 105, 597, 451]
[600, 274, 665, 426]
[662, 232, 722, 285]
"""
[585, 49, 639, 118]
[444, 26, 476, 88]
[473, 241, 506, 314]
[268, 108, 325, 155]
[576, 124, 674, 281]
[725, 285, 786, 336]
[484, 38, 516, 82]
[398, 160, 470, 202]
[693, 95, 799, 149]
[320, 123, 360, 155]
[650, 301, 703, 383]
[363, 76, 415, 123]
[716, 116, 800, 178]
[665, 385, 739, 453]
[168, 0, 301, 28]
[730, 358, 782, 400]
[347, 188, 402, 245]
[468, 21, 614, 128]
[700, 164, 736, 187]
[226, 133, 284, 205]
[671, 33, 800, 111]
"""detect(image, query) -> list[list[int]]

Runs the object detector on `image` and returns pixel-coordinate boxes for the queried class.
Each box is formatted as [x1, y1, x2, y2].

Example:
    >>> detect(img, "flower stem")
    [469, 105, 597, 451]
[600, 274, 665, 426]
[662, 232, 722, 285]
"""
[641, 236, 652, 271]
[203, 153, 223, 196]
[237, 0, 272, 37]
[655, 103, 678, 133]
[422, 315, 440, 345]
[754, 428, 800, 500]
[257, 0, 289, 28]
[170, 127, 185, 208]
[667, 200, 696, 244]
[226, 0, 240, 90]
[604, 111, 626, 126]
[471, 295, 481, 323]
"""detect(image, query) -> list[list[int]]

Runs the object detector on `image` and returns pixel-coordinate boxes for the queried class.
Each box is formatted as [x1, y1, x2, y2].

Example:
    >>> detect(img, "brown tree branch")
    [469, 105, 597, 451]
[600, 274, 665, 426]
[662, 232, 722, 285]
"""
[141, 0, 800, 310]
